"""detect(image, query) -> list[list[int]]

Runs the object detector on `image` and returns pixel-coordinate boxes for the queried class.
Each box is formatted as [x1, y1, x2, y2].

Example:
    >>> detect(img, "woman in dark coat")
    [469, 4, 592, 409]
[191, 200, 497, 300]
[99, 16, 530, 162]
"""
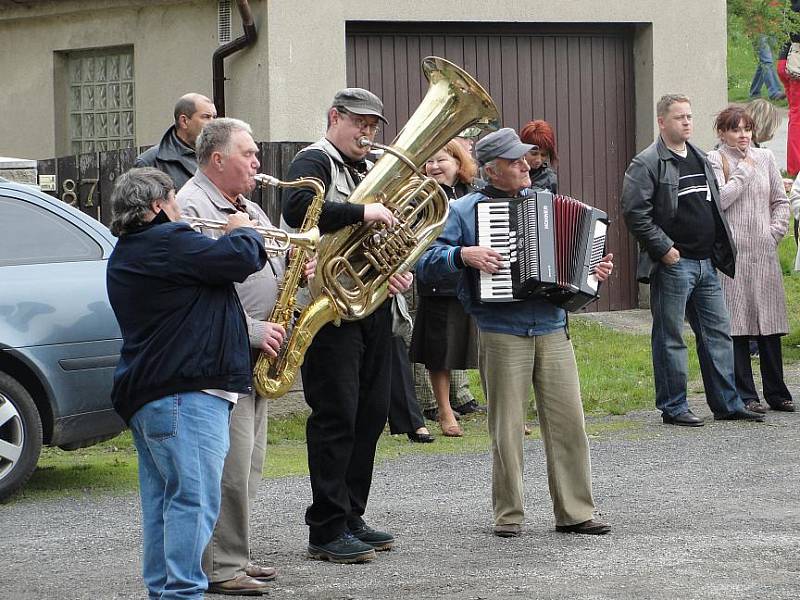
[410, 139, 480, 437]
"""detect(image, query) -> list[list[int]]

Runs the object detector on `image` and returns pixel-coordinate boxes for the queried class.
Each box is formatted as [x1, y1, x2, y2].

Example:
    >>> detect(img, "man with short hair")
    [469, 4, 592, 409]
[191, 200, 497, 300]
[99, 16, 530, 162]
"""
[107, 167, 266, 600]
[136, 93, 217, 190]
[282, 88, 413, 564]
[177, 117, 286, 595]
[416, 127, 614, 538]
[621, 94, 764, 426]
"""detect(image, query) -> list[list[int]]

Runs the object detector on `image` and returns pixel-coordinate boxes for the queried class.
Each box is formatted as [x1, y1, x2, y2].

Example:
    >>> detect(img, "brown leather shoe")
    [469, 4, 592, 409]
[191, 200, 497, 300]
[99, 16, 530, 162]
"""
[207, 574, 271, 596]
[555, 519, 611, 535]
[244, 563, 277, 582]
[493, 523, 521, 538]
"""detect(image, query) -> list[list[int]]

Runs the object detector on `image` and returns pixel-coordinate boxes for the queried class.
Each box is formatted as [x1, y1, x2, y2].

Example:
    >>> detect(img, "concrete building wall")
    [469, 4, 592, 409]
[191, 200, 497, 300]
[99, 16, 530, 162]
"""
[264, 0, 727, 151]
[0, 0, 727, 159]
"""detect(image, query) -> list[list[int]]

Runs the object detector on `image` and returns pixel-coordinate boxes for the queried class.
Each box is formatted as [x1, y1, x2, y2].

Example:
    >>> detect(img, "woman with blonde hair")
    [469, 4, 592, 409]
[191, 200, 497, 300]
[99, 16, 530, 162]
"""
[410, 139, 483, 436]
[744, 97, 782, 146]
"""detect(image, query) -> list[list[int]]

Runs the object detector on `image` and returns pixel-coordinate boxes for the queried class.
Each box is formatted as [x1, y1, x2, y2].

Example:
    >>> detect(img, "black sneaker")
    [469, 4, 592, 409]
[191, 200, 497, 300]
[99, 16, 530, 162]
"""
[453, 399, 487, 415]
[307, 531, 376, 564]
[349, 523, 395, 551]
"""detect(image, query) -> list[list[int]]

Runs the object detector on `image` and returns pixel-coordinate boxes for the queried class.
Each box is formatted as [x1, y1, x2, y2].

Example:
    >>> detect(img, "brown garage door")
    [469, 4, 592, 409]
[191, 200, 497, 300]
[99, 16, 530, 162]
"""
[346, 22, 637, 312]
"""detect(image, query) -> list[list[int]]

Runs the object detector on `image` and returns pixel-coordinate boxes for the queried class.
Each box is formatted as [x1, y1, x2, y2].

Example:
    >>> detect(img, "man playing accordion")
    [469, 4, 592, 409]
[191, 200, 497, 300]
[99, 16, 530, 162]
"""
[416, 127, 614, 538]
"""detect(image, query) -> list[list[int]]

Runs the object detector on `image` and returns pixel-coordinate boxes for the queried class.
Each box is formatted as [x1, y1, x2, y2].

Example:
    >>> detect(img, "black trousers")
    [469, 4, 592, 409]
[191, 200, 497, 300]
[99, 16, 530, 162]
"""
[301, 301, 392, 545]
[732, 334, 793, 408]
[388, 335, 425, 435]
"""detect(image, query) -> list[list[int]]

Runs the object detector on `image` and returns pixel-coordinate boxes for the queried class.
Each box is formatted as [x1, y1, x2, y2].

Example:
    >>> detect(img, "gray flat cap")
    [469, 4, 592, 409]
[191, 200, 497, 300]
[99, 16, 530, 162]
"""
[475, 128, 534, 165]
[332, 88, 389, 124]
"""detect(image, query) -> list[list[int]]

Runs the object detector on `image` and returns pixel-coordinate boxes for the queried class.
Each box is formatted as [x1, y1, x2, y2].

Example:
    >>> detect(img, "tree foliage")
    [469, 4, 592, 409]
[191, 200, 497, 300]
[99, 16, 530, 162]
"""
[728, 0, 800, 41]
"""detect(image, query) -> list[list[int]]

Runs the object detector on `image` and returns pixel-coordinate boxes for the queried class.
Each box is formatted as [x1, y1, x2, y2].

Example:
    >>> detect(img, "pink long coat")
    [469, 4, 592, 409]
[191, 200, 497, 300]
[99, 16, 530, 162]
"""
[707, 145, 789, 336]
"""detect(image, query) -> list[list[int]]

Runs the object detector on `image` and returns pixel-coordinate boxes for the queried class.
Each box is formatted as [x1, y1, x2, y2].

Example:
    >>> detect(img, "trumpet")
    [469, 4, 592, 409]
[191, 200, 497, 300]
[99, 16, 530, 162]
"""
[183, 215, 319, 254]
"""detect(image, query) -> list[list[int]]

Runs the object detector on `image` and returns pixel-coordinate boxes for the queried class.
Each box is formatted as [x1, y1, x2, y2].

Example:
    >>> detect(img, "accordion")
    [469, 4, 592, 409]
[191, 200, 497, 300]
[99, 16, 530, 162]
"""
[474, 190, 608, 312]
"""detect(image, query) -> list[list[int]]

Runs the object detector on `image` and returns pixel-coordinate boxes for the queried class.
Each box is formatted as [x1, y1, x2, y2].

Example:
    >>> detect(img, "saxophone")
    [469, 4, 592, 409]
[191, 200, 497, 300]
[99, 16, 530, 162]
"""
[252, 174, 334, 399]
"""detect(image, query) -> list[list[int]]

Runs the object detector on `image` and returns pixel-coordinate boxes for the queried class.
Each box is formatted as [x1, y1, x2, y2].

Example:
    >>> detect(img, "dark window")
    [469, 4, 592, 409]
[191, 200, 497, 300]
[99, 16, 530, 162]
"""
[0, 197, 102, 266]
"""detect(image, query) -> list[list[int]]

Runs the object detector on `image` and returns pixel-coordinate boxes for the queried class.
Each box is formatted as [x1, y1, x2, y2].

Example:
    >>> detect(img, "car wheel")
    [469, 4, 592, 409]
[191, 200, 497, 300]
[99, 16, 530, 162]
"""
[0, 372, 43, 501]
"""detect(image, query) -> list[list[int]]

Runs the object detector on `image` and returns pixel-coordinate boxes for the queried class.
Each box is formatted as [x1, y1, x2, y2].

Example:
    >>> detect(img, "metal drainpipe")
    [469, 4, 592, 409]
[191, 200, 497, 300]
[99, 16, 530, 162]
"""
[213, 0, 258, 117]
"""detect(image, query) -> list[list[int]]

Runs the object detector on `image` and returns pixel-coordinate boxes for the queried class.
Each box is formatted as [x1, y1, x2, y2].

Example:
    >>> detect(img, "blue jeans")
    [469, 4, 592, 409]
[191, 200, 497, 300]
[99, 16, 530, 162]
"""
[130, 392, 231, 600]
[750, 35, 783, 99]
[650, 258, 746, 418]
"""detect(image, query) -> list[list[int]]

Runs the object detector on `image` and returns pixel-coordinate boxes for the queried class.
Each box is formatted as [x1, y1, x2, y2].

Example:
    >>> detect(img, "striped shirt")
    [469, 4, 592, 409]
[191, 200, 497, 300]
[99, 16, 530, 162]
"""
[662, 147, 722, 259]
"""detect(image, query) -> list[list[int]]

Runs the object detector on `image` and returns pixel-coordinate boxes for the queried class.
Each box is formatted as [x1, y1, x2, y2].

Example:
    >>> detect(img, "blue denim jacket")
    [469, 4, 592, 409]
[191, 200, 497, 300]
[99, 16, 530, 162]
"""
[416, 189, 566, 337]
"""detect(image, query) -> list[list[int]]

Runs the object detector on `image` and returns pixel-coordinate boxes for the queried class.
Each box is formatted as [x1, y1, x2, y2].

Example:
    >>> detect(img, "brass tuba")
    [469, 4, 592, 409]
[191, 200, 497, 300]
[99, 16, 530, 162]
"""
[253, 56, 499, 399]
[308, 56, 499, 318]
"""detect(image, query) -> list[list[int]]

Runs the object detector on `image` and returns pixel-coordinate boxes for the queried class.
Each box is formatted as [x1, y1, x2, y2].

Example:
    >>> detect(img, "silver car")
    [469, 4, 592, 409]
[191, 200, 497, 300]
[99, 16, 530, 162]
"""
[0, 180, 124, 501]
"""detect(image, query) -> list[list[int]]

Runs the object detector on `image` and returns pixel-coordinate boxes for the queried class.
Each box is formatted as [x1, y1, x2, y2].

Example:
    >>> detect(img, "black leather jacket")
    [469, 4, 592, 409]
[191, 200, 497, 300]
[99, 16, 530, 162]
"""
[135, 125, 198, 191]
[620, 137, 736, 283]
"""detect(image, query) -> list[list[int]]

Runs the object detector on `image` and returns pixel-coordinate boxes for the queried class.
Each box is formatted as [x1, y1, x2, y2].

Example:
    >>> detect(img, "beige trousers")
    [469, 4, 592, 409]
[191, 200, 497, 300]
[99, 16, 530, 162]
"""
[479, 328, 595, 527]
[203, 392, 268, 582]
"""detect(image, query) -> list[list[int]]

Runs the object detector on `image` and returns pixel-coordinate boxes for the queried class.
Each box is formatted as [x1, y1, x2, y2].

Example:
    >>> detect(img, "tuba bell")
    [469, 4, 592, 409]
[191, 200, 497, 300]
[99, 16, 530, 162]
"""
[253, 56, 499, 399]
[308, 56, 499, 318]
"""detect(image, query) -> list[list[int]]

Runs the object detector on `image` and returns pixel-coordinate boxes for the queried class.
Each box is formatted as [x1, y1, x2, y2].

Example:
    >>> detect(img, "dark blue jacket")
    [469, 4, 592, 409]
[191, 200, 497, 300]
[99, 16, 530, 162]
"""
[107, 219, 267, 423]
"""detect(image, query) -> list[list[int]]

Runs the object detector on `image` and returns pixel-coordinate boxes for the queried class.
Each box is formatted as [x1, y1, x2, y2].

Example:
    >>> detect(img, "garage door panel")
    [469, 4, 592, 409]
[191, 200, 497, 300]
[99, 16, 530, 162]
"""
[347, 23, 637, 310]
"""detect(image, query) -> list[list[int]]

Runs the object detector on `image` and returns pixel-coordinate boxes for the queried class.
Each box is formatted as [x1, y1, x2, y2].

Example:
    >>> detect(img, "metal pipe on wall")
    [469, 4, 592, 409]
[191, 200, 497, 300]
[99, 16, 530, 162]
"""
[212, 0, 257, 117]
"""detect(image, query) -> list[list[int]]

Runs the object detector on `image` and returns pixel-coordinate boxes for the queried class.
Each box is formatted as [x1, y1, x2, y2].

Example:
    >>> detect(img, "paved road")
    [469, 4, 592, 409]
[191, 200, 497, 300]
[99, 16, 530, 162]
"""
[3, 392, 799, 599]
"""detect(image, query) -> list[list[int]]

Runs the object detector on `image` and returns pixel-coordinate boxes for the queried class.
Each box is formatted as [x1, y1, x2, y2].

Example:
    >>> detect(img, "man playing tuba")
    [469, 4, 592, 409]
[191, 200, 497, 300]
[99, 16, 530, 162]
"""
[283, 88, 413, 564]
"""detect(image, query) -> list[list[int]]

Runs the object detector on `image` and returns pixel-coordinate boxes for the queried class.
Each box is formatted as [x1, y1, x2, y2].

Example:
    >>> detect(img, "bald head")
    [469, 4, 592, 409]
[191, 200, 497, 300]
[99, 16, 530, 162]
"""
[173, 93, 217, 148]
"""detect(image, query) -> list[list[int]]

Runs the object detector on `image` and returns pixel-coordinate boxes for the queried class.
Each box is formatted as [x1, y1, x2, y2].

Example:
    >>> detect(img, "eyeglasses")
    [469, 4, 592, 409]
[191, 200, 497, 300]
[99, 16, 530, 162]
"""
[337, 109, 381, 135]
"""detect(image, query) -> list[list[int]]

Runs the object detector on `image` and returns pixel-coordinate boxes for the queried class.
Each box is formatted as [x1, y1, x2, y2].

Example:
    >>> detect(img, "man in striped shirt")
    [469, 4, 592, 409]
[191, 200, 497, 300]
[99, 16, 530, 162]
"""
[621, 94, 764, 427]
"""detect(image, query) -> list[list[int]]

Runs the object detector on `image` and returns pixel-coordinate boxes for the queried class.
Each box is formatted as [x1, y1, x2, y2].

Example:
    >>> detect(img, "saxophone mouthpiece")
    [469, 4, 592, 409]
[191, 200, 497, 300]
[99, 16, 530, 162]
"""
[254, 173, 280, 187]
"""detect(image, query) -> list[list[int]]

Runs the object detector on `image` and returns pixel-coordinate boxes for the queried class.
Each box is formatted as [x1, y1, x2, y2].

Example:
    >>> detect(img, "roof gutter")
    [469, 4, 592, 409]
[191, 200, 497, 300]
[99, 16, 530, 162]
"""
[213, 0, 257, 117]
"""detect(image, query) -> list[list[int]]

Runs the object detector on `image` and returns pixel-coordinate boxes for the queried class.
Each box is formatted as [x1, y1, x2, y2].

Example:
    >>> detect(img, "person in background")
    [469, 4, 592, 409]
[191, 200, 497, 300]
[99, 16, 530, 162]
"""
[707, 105, 794, 414]
[388, 294, 435, 443]
[520, 119, 558, 194]
[743, 97, 784, 358]
[621, 94, 765, 427]
[749, 34, 786, 101]
[777, 0, 800, 176]
[135, 93, 217, 191]
[454, 126, 481, 155]
[745, 98, 782, 148]
[106, 167, 267, 599]
[410, 139, 485, 438]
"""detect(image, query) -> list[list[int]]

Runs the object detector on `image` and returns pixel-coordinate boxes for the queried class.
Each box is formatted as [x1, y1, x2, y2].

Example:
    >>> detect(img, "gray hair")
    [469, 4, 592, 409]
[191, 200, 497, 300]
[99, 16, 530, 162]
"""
[656, 94, 691, 118]
[480, 159, 498, 183]
[196, 117, 253, 166]
[109, 167, 174, 237]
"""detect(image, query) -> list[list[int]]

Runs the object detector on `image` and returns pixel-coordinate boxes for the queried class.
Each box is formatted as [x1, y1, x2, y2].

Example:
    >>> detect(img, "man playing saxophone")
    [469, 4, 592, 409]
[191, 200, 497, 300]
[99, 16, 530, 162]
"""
[177, 117, 287, 596]
[283, 88, 413, 564]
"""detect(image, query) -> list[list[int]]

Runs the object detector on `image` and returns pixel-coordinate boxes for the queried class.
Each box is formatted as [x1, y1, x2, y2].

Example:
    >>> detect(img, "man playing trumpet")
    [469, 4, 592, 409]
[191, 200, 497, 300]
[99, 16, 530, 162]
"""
[177, 117, 289, 596]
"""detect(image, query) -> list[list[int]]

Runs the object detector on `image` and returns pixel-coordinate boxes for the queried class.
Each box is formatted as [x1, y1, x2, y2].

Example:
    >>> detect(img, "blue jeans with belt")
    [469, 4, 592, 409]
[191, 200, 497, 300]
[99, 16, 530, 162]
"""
[130, 392, 231, 600]
[650, 258, 746, 418]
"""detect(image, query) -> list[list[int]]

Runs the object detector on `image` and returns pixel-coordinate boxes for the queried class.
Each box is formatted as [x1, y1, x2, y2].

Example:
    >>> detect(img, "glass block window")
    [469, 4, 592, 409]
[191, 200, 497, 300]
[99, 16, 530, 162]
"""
[67, 47, 135, 154]
[218, 1, 232, 44]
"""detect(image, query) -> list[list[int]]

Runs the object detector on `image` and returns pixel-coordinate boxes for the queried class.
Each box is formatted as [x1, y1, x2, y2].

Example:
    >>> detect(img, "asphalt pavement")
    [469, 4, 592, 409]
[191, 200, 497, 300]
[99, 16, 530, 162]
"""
[3, 375, 799, 599]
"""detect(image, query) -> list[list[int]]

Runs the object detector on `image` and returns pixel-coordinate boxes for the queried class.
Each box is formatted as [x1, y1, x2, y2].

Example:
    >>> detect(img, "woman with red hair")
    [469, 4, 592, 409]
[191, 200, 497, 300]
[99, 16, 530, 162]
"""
[520, 119, 558, 193]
